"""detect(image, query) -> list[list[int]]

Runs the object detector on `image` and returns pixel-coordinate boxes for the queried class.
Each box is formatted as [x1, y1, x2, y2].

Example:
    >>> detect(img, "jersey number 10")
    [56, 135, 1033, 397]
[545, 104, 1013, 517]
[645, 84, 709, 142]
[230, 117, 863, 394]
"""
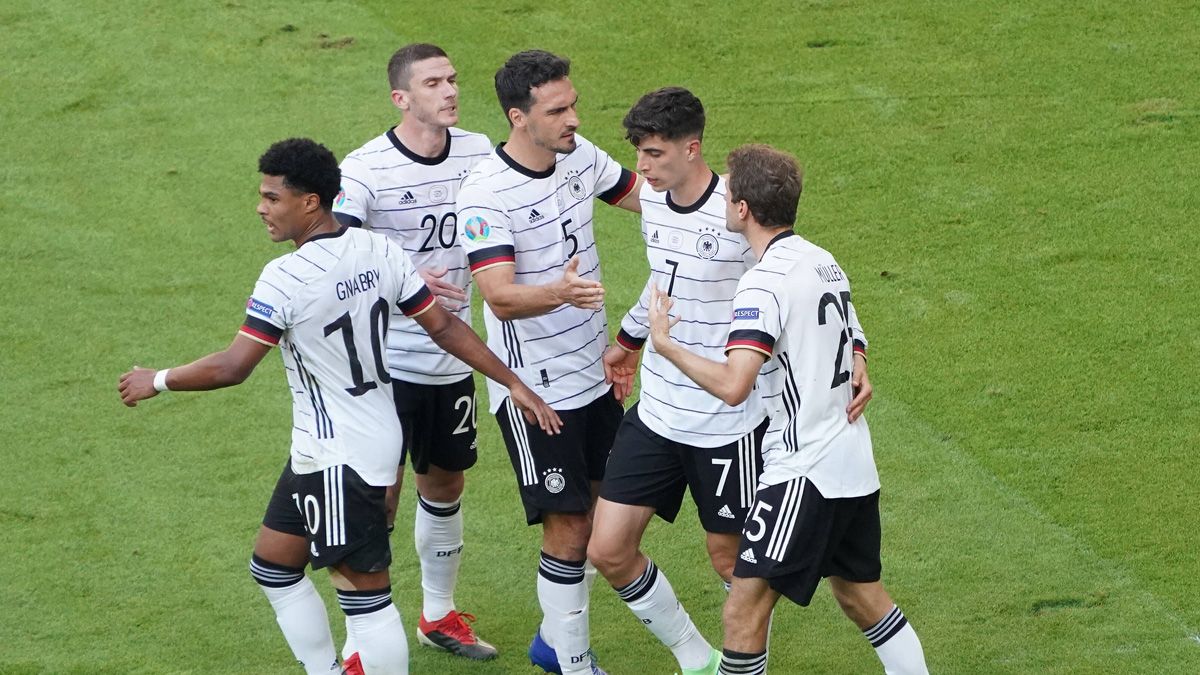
[323, 298, 392, 396]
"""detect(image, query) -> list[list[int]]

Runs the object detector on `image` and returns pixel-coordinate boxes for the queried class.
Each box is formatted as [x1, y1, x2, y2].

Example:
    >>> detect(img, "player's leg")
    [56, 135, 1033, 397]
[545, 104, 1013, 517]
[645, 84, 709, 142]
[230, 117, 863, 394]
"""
[252, 463, 340, 674]
[591, 405, 717, 672]
[826, 491, 928, 675]
[303, 464, 405, 675]
[405, 376, 498, 659]
[718, 576, 779, 675]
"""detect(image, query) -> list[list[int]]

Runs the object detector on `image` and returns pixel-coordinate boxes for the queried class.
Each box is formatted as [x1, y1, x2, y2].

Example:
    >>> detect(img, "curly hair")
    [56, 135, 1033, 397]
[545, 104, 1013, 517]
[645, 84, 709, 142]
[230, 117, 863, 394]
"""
[257, 138, 341, 210]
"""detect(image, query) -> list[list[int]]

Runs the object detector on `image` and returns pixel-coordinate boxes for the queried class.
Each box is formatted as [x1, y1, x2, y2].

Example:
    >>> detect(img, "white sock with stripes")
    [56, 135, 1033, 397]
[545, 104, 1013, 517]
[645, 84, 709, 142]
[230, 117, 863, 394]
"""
[249, 556, 339, 674]
[537, 552, 592, 674]
[339, 587, 407, 675]
[719, 648, 767, 675]
[415, 494, 463, 622]
[864, 605, 928, 675]
[616, 559, 713, 670]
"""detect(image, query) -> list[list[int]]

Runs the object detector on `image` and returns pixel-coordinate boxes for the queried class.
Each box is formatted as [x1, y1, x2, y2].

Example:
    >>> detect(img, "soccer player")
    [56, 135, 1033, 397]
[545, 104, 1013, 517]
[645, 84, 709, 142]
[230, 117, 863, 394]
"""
[332, 43, 499, 661]
[646, 144, 928, 675]
[455, 49, 641, 675]
[584, 87, 764, 675]
[118, 138, 561, 675]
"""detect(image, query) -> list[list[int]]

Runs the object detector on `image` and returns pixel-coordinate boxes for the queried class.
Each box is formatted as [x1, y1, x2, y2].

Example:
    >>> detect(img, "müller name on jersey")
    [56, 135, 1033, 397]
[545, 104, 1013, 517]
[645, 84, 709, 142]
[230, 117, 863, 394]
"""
[813, 263, 846, 283]
[336, 269, 381, 300]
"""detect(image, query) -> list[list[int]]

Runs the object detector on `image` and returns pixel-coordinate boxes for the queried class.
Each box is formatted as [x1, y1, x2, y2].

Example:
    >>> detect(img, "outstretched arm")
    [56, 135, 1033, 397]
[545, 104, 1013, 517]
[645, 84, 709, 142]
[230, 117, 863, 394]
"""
[413, 303, 562, 435]
[647, 286, 764, 407]
[118, 334, 272, 407]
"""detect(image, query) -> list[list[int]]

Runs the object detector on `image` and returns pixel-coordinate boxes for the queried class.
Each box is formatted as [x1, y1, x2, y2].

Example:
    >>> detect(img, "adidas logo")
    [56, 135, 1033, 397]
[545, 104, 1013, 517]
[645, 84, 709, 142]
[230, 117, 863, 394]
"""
[717, 504, 736, 519]
[739, 548, 758, 564]
[397, 190, 417, 205]
[528, 208, 545, 223]
[650, 230, 660, 243]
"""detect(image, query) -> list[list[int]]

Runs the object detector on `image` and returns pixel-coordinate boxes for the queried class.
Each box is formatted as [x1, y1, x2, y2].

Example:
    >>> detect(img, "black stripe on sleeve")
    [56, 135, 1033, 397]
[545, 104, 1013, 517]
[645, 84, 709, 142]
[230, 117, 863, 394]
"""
[242, 314, 284, 342]
[597, 168, 636, 204]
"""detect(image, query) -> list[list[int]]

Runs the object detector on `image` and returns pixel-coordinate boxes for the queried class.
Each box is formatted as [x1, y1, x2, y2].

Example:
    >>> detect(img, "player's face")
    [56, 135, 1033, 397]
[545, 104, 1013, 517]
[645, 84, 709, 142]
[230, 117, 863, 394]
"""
[724, 183, 747, 233]
[634, 134, 695, 193]
[523, 77, 579, 154]
[257, 175, 311, 243]
[396, 56, 459, 128]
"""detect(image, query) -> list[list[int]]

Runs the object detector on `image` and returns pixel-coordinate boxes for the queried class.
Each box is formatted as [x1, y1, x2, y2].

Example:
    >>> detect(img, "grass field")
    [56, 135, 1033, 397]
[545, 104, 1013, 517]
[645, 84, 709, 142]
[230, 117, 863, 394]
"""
[3, 0, 1198, 672]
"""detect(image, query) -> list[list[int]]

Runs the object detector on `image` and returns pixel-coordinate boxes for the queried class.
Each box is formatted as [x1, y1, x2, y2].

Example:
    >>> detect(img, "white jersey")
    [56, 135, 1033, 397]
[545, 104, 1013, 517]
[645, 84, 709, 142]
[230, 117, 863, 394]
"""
[335, 127, 492, 384]
[725, 232, 878, 497]
[456, 134, 637, 412]
[239, 227, 434, 486]
[616, 175, 765, 447]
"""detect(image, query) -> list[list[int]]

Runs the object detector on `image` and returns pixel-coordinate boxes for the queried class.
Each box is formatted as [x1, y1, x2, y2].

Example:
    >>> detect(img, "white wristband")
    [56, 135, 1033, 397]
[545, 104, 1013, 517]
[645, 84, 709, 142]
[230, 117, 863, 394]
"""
[153, 369, 171, 392]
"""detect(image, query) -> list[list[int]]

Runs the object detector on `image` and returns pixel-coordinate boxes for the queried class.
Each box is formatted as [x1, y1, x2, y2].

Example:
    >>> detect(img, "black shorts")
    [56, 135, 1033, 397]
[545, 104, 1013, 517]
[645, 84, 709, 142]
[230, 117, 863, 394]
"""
[733, 478, 881, 606]
[495, 392, 623, 525]
[393, 376, 478, 474]
[261, 460, 392, 573]
[601, 403, 766, 533]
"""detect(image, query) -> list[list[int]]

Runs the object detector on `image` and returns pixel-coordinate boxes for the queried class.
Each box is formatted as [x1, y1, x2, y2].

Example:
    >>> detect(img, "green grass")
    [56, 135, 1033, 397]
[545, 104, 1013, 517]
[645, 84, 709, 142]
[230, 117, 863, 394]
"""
[3, 0, 1198, 672]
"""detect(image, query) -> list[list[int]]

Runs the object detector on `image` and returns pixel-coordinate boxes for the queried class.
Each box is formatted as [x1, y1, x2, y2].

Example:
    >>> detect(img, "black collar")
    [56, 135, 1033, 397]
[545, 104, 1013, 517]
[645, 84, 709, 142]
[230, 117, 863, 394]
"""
[762, 229, 796, 256]
[306, 225, 349, 244]
[495, 143, 555, 179]
[386, 128, 452, 166]
[666, 171, 719, 214]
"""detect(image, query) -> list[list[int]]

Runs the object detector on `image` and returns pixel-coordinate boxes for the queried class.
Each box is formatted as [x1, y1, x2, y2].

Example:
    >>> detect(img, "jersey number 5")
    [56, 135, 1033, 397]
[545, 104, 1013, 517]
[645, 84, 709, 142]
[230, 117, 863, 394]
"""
[323, 298, 392, 396]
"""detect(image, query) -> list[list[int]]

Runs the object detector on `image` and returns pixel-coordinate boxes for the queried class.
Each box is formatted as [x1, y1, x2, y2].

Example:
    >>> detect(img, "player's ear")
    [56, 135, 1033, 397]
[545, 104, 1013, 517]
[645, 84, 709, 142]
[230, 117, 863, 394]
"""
[304, 192, 321, 213]
[507, 107, 525, 129]
[686, 138, 701, 160]
[391, 89, 408, 111]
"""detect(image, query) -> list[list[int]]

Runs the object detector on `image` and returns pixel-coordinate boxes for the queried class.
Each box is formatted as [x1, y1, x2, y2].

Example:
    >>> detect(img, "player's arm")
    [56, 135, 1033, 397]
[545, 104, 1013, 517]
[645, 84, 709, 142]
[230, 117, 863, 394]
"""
[118, 334, 272, 407]
[608, 173, 644, 213]
[602, 276, 654, 402]
[411, 301, 562, 435]
[647, 286, 764, 406]
[846, 298, 871, 422]
[472, 255, 603, 321]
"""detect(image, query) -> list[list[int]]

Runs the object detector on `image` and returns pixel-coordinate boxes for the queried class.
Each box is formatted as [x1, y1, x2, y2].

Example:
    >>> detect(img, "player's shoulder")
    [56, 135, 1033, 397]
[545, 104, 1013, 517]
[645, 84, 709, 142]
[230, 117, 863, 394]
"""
[341, 131, 393, 163]
[448, 127, 493, 153]
[459, 148, 508, 189]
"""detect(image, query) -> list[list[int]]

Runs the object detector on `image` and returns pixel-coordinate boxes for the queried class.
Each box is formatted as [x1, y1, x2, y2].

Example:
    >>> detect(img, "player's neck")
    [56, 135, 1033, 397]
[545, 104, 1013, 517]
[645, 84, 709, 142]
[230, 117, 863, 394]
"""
[747, 224, 794, 259]
[666, 164, 714, 208]
[293, 211, 343, 247]
[503, 132, 556, 173]
[394, 120, 449, 158]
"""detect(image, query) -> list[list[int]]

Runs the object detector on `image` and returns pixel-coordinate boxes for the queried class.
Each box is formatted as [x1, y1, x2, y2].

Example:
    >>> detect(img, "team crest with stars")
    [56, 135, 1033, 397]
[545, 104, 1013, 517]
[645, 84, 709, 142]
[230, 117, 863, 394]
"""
[542, 468, 566, 494]
[696, 226, 720, 259]
[567, 175, 586, 200]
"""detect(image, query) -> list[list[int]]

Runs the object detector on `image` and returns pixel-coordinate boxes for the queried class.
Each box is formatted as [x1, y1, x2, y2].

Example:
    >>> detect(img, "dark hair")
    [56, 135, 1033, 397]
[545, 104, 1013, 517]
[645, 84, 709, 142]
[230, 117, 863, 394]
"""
[388, 43, 448, 90]
[494, 50, 571, 118]
[257, 138, 341, 210]
[726, 144, 803, 228]
[622, 87, 705, 146]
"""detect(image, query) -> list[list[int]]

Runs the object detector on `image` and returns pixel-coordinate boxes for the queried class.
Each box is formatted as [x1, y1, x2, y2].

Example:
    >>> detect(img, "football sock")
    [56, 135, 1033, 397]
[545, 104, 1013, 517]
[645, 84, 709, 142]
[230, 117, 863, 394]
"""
[537, 551, 592, 674]
[338, 587, 408, 675]
[584, 559, 598, 593]
[341, 617, 357, 661]
[415, 494, 463, 622]
[719, 648, 768, 675]
[616, 559, 713, 670]
[864, 605, 929, 675]
[723, 579, 732, 593]
[249, 555, 339, 675]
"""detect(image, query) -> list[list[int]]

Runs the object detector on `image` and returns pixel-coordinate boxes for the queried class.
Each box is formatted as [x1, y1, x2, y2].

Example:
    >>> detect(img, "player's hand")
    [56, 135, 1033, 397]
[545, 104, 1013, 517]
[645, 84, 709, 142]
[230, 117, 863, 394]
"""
[847, 353, 872, 423]
[647, 286, 679, 351]
[420, 266, 468, 311]
[118, 366, 159, 407]
[602, 344, 639, 403]
[509, 383, 563, 435]
[553, 255, 604, 310]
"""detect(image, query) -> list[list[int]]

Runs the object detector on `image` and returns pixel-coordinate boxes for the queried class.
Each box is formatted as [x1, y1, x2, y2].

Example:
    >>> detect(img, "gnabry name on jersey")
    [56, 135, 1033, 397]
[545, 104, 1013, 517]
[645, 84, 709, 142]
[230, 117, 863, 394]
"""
[335, 269, 381, 300]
